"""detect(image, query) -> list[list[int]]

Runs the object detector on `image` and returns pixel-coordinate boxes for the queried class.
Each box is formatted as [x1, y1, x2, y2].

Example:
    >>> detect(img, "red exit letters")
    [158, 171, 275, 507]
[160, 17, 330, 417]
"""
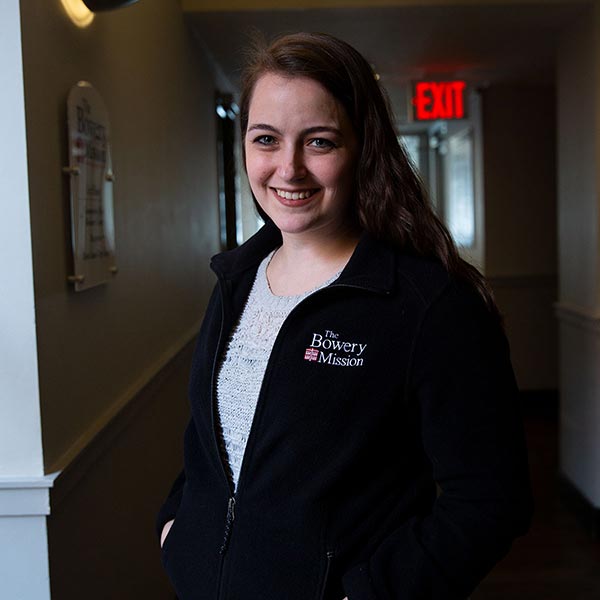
[413, 81, 466, 120]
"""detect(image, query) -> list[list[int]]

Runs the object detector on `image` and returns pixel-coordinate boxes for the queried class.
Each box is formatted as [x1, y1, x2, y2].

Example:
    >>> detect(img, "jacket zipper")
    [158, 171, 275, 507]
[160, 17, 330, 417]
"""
[211, 279, 237, 600]
[219, 496, 236, 554]
[319, 550, 335, 600]
[216, 496, 236, 600]
[210, 280, 235, 494]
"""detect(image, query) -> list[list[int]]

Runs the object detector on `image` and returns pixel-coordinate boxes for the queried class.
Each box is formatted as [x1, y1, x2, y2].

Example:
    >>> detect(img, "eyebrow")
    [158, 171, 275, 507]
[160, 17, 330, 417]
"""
[247, 124, 343, 136]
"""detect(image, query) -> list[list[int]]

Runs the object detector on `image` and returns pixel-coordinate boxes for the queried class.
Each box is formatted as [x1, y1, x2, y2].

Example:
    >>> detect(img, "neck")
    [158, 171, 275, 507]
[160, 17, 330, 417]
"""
[266, 223, 361, 296]
[281, 217, 360, 263]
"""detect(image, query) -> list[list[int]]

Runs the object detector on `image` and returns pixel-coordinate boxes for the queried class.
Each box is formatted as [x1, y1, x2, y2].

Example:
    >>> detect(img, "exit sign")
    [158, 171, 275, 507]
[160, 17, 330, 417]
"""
[413, 81, 467, 121]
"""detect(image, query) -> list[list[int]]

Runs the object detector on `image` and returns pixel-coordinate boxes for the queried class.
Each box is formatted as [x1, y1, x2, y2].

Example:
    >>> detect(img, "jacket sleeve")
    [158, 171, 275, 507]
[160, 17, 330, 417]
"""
[155, 467, 186, 539]
[342, 281, 534, 599]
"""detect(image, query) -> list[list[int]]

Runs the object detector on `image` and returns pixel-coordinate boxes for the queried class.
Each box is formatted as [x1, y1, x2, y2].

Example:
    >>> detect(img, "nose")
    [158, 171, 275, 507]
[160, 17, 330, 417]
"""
[277, 144, 306, 181]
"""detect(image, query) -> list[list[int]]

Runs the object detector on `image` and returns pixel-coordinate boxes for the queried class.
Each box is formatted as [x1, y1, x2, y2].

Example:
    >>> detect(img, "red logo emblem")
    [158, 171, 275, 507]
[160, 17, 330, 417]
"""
[304, 348, 319, 362]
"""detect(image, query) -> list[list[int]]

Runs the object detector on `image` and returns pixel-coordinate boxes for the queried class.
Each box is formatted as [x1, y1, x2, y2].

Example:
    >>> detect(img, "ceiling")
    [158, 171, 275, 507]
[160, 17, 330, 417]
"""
[186, 2, 588, 119]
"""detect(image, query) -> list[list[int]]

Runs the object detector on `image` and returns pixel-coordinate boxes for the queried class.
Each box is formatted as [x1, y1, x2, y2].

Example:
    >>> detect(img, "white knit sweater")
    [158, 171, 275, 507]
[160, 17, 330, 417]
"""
[215, 250, 339, 490]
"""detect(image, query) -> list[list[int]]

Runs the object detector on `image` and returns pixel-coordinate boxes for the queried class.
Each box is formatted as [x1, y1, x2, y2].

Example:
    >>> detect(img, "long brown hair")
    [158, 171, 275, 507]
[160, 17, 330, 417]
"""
[239, 31, 500, 319]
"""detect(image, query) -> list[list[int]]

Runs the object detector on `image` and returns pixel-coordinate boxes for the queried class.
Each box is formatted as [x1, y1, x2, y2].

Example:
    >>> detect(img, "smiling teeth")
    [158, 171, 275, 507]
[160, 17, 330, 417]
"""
[275, 189, 315, 200]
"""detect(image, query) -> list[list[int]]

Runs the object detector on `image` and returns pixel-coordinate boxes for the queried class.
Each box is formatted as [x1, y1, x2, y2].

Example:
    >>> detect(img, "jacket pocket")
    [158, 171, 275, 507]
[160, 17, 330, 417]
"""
[318, 550, 335, 600]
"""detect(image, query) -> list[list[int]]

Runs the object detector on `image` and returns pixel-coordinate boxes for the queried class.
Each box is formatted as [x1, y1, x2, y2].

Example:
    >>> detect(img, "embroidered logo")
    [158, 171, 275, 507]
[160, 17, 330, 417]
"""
[304, 329, 367, 367]
[304, 348, 320, 362]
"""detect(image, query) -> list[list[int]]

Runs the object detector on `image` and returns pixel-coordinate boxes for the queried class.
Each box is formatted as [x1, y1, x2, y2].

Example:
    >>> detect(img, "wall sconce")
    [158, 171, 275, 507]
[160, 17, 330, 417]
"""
[82, 0, 139, 11]
[61, 0, 94, 27]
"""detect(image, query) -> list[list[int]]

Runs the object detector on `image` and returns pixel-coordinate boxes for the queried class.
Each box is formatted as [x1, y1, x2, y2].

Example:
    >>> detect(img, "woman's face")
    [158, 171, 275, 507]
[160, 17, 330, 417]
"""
[244, 73, 358, 240]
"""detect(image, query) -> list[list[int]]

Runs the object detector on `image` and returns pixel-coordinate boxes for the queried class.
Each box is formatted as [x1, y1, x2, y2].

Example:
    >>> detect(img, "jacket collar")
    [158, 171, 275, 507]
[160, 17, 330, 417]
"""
[210, 220, 396, 294]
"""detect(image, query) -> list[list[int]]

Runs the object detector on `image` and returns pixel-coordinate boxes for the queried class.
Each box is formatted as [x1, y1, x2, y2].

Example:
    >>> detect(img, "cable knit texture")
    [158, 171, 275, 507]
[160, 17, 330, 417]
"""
[215, 250, 340, 490]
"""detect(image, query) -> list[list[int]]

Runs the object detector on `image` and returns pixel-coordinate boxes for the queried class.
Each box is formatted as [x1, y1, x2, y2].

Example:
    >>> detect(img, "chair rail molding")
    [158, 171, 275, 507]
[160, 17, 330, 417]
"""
[554, 302, 600, 334]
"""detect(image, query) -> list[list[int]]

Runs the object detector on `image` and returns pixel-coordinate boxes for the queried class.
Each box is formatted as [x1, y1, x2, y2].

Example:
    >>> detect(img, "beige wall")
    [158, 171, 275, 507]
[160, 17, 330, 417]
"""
[182, 0, 590, 11]
[482, 85, 558, 390]
[557, 9, 599, 310]
[20, 0, 220, 472]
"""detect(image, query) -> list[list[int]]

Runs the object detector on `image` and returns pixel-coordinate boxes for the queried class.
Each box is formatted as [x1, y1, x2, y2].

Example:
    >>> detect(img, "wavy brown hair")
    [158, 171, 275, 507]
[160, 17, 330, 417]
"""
[239, 31, 500, 319]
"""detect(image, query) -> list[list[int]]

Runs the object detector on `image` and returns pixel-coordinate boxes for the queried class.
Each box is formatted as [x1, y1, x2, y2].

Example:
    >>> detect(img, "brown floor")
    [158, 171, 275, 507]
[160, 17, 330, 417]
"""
[472, 412, 600, 599]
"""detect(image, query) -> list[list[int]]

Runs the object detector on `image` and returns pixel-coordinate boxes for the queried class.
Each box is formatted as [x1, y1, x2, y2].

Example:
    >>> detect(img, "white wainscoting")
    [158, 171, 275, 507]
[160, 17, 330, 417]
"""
[555, 303, 600, 508]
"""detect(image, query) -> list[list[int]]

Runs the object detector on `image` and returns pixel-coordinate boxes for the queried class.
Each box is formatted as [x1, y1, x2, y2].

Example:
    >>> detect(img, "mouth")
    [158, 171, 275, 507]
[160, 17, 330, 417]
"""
[274, 188, 319, 201]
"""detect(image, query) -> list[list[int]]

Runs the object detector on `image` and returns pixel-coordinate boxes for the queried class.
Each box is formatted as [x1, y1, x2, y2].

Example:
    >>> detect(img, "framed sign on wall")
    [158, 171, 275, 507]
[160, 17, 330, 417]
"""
[64, 80, 117, 292]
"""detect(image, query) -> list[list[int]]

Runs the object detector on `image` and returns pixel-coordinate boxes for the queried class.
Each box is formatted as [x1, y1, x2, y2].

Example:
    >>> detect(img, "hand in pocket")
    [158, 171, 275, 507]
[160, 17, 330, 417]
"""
[160, 519, 175, 548]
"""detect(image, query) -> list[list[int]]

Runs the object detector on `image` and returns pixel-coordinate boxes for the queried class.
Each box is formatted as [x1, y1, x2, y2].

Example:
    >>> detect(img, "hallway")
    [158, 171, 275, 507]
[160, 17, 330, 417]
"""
[474, 407, 600, 599]
[3, 1, 600, 597]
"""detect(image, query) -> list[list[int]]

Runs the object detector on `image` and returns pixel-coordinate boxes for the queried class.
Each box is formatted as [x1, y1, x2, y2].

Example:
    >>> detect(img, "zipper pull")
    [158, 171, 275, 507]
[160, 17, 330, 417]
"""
[219, 496, 236, 555]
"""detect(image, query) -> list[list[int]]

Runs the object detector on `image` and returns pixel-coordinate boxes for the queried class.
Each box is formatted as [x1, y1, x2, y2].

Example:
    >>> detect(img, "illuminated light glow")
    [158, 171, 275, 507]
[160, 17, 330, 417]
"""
[413, 81, 466, 121]
[61, 0, 95, 28]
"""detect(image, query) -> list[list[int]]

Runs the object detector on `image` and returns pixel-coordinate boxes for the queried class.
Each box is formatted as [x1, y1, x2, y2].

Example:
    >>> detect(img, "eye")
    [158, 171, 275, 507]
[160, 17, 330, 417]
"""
[308, 138, 336, 149]
[253, 135, 277, 146]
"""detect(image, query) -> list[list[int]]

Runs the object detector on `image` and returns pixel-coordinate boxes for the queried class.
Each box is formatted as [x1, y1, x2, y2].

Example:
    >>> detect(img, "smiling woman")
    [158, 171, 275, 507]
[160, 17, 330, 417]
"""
[156, 32, 532, 600]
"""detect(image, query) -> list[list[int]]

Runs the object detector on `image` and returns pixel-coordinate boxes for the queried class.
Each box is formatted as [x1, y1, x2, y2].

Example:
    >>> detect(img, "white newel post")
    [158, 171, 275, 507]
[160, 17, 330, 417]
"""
[0, 1, 53, 598]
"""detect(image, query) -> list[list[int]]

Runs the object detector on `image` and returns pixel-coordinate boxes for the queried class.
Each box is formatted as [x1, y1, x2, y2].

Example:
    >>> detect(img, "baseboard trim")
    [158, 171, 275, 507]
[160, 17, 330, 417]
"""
[48, 325, 199, 510]
[558, 473, 600, 540]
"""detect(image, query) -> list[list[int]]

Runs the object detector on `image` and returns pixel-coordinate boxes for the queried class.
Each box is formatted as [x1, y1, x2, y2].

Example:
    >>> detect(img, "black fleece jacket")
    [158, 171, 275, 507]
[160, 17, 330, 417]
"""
[157, 222, 533, 600]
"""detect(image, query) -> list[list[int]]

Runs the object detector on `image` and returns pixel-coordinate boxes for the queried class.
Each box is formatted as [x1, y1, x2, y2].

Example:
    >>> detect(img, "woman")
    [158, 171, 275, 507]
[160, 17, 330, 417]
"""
[157, 32, 532, 600]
